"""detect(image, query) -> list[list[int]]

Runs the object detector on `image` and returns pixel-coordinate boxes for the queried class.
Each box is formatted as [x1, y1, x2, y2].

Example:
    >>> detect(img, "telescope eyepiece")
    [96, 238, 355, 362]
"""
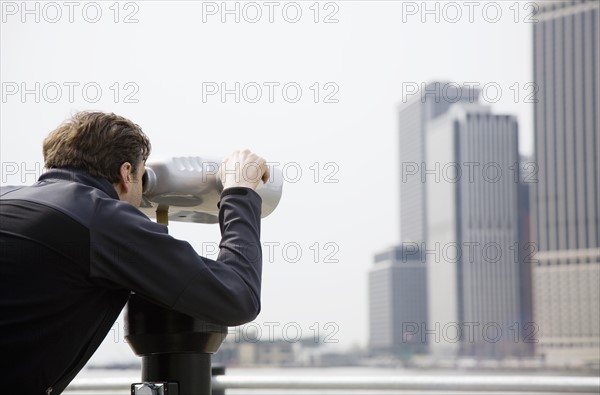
[142, 167, 157, 195]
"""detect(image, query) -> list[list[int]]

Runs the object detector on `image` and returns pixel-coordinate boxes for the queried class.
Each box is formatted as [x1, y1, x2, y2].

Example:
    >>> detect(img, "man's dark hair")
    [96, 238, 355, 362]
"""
[43, 111, 151, 183]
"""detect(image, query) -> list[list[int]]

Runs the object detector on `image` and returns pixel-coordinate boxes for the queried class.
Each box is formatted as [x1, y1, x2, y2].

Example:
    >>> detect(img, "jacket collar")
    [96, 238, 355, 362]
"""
[38, 168, 120, 200]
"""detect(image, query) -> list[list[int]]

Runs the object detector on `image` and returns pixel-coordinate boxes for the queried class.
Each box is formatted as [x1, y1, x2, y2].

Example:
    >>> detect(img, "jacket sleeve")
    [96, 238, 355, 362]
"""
[88, 188, 262, 326]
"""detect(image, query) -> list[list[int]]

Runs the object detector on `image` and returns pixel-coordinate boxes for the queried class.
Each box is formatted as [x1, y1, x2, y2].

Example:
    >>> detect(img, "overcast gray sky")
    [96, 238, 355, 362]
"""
[1, 0, 534, 364]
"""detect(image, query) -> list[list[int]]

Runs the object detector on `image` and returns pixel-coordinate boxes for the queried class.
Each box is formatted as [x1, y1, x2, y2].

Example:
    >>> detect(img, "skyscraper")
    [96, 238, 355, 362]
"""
[426, 103, 523, 358]
[383, 82, 534, 360]
[531, 0, 600, 364]
[369, 245, 427, 357]
[369, 83, 482, 358]
[517, 158, 535, 357]
[399, 82, 480, 244]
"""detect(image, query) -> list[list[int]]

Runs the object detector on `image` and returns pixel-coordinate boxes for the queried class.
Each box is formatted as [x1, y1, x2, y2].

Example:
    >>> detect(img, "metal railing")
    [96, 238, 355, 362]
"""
[64, 374, 600, 394]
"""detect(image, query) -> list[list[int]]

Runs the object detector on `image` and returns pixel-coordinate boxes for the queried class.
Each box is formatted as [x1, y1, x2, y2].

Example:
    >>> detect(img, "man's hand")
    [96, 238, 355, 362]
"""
[220, 149, 269, 191]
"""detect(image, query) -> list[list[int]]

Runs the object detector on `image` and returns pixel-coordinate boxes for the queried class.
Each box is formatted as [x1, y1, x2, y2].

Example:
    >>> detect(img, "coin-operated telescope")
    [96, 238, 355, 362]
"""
[139, 156, 283, 224]
[126, 156, 283, 395]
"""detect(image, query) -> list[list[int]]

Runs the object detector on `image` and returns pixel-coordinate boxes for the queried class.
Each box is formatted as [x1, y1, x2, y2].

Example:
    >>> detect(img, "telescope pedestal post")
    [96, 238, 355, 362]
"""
[142, 353, 212, 394]
[125, 295, 228, 395]
[126, 204, 229, 395]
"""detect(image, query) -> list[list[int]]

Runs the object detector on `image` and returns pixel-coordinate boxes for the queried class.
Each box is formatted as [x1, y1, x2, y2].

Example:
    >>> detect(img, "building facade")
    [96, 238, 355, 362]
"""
[426, 104, 524, 358]
[531, 0, 600, 364]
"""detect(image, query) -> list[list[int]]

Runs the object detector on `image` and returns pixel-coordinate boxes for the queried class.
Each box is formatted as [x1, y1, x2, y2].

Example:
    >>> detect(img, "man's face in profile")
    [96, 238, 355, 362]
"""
[114, 160, 146, 207]
[129, 161, 146, 208]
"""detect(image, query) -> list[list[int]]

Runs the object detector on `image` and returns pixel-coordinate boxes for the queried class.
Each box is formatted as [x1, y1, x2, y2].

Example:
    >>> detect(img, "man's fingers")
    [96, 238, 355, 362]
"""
[261, 161, 270, 184]
[220, 149, 269, 190]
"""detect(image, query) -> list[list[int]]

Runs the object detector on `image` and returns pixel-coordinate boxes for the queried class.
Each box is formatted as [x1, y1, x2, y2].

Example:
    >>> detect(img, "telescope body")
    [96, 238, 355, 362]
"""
[141, 156, 283, 224]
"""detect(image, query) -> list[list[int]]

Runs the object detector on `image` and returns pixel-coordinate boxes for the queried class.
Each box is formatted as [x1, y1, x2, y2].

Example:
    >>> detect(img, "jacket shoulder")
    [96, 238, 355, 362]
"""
[0, 185, 25, 197]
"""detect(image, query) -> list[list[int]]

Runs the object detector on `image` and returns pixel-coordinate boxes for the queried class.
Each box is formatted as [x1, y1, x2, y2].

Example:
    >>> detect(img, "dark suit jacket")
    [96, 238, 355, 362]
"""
[0, 169, 262, 394]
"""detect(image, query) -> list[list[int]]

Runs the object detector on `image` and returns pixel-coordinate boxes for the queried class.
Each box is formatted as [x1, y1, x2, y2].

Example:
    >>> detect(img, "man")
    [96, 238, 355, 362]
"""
[0, 112, 268, 394]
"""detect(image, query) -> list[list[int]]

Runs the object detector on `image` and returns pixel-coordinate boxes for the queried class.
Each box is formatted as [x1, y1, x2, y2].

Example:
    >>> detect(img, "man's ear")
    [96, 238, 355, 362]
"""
[116, 162, 133, 194]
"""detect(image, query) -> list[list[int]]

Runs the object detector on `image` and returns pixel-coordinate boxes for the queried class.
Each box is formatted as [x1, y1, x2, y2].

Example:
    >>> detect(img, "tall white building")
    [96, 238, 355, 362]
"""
[399, 82, 480, 244]
[426, 104, 524, 358]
